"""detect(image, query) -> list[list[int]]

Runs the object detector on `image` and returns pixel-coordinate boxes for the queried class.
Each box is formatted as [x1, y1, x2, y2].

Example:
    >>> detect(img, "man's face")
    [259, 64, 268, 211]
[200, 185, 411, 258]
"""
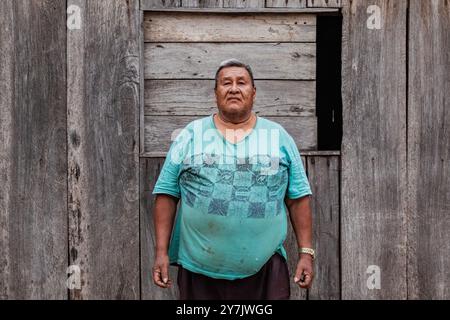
[215, 67, 256, 118]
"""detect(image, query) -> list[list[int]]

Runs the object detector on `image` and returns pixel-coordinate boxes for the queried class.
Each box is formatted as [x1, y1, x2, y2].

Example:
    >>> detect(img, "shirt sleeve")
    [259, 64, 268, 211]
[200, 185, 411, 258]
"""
[285, 134, 313, 199]
[152, 128, 191, 199]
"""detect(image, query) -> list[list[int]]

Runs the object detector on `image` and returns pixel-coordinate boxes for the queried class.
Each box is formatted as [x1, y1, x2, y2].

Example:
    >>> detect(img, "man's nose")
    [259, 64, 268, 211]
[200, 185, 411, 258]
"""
[229, 83, 239, 93]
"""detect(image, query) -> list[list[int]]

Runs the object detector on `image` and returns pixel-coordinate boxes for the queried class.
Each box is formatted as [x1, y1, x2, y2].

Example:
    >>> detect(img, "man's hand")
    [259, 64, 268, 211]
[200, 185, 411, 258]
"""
[293, 253, 314, 289]
[152, 252, 172, 288]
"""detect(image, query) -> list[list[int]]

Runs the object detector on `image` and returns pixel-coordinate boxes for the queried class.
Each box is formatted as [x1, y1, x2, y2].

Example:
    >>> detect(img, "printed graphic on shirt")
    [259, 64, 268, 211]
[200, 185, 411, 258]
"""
[179, 154, 289, 219]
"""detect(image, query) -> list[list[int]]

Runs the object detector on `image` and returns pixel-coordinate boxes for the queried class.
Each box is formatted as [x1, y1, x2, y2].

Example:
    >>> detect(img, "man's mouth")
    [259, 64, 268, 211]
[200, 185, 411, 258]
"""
[228, 97, 241, 101]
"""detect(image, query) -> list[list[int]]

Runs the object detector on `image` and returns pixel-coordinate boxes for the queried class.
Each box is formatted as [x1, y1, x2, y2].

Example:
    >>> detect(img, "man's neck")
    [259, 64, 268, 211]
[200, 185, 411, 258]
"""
[215, 112, 255, 130]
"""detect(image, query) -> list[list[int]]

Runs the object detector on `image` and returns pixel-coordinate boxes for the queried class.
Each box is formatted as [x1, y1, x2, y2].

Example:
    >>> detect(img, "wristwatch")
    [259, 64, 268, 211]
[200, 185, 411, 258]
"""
[299, 247, 315, 260]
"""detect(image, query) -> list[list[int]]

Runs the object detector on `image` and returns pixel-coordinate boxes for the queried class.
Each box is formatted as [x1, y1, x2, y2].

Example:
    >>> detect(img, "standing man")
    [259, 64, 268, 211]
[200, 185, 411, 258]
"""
[152, 59, 314, 300]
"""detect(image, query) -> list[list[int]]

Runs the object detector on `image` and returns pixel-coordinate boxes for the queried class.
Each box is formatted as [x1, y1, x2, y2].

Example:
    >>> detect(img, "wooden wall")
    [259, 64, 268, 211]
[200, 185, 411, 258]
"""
[0, 0, 449, 300]
[407, 0, 450, 299]
[0, 0, 68, 299]
[142, 11, 318, 155]
[341, 0, 450, 299]
[1, 0, 141, 300]
[341, 0, 408, 299]
[66, 0, 141, 300]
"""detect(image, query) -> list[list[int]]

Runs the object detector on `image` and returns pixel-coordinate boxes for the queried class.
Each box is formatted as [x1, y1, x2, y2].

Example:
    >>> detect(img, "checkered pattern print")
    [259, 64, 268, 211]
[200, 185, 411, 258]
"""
[179, 156, 288, 219]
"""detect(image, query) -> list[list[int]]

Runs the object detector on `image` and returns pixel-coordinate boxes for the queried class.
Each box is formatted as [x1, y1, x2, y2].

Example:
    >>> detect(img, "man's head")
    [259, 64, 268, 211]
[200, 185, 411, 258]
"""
[214, 59, 256, 120]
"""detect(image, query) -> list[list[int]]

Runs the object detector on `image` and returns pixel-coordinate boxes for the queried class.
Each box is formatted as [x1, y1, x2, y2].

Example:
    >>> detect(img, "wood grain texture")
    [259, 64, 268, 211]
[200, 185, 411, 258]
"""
[140, 158, 180, 299]
[0, 0, 67, 299]
[407, 0, 450, 299]
[140, 0, 181, 9]
[307, 156, 339, 299]
[307, 0, 342, 7]
[144, 80, 316, 116]
[67, 0, 140, 299]
[285, 155, 308, 300]
[144, 115, 317, 153]
[144, 12, 316, 42]
[142, 7, 338, 12]
[223, 0, 264, 8]
[266, 0, 307, 8]
[182, 0, 223, 7]
[144, 43, 316, 80]
[340, 0, 408, 299]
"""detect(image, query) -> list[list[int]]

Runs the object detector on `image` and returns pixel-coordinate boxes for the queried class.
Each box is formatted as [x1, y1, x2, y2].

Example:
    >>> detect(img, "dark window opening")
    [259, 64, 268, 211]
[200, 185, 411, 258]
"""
[316, 14, 343, 151]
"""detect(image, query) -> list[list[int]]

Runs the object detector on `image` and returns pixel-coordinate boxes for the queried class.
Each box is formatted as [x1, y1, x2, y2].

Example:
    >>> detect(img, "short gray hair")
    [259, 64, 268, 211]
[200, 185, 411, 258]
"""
[214, 58, 255, 89]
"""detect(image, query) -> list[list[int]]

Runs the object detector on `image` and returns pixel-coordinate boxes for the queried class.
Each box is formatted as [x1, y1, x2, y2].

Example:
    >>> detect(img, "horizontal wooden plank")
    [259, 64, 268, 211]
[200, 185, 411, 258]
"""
[141, 7, 339, 12]
[144, 115, 317, 153]
[182, 0, 223, 7]
[223, 0, 264, 8]
[141, 150, 340, 157]
[144, 12, 316, 42]
[144, 43, 316, 79]
[307, 0, 342, 8]
[266, 0, 307, 8]
[144, 80, 315, 116]
[140, 0, 181, 9]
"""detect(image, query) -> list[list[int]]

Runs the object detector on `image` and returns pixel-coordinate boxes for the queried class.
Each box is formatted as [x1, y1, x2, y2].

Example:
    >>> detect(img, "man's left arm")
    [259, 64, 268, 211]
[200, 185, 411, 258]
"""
[285, 194, 314, 289]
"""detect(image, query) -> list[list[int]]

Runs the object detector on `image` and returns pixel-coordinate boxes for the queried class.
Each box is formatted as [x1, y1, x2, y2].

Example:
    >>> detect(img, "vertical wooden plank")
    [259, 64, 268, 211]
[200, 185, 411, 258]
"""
[67, 0, 140, 299]
[408, 0, 450, 300]
[285, 156, 308, 300]
[223, 0, 264, 8]
[183, 0, 223, 7]
[341, 0, 407, 299]
[0, 0, 67, 299]
[140, 0, 181, 9]
[266, 0, 307, 8]
[307, 156, 340, 299]
[307, 0, 342, 8]
[141, 158, 179, 299]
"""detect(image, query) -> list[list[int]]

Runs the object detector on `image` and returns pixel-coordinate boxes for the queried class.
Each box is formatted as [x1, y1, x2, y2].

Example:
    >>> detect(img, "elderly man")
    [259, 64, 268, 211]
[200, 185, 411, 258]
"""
[152, 59, 314, 300]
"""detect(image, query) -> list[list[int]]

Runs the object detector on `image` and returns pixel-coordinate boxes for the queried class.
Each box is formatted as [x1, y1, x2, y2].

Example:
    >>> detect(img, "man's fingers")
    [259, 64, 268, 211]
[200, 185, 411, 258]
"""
[298, 273, 313, 288]
[294, 266, 314, 289]
[161, 265, 170, 285]
[293, 265, 305, 283]
[153, 266, 171, 288]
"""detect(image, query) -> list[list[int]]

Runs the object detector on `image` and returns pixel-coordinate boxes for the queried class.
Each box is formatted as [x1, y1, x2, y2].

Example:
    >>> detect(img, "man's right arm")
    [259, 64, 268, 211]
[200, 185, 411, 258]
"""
[152, 194, 179, 288]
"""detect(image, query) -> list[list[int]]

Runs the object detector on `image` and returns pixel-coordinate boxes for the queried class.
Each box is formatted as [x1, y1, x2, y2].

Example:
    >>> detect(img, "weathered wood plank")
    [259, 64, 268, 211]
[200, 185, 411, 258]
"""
[144, 43, 316, 80]
[182, 0, 223, 7]
[0, 0, 67, 299]
[285, 155, 308, 300]
[266, 0, 307, 8]
[67, 0, 140, 299]
[407, 0, 450, 300]
[307, 156, 339, 299]
[142, 150, 341, 157]
[144, 80, 316, 116]
[223, 0, 264, 8]
[307, 0, 342, 7]
[341, 0, 407, 299]
[142, 7, 338, 12]
[144, 12, 316, 42]
[144, 115, 317, 153]
[140, 158, 180, 299]
[141, 0, 181, 9]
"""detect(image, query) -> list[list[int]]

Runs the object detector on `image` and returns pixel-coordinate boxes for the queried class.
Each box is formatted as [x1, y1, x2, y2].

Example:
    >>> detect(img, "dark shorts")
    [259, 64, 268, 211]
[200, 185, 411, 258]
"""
[177, 252, 290, 300]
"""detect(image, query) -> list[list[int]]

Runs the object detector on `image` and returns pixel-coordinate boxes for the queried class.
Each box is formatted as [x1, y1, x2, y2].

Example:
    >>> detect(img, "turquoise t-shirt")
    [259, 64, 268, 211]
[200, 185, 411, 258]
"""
[152, 114, 312, 280]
